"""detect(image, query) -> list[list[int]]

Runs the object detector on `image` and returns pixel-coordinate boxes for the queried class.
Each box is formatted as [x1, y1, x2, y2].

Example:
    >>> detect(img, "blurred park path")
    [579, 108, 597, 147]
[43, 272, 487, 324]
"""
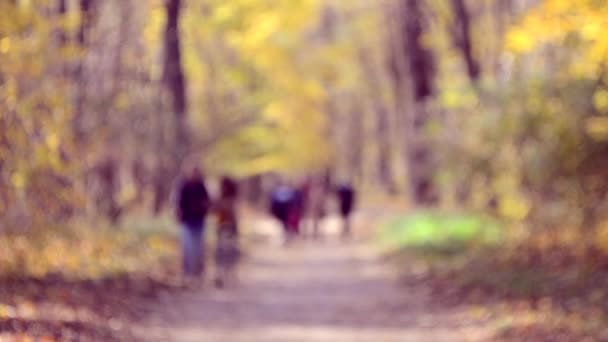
[139, 213, 491, 341]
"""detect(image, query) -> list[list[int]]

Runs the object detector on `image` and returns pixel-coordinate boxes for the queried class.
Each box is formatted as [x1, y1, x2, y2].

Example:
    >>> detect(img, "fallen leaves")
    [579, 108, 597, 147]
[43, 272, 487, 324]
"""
[393, 241, 608, 340]
[0, 221, 182, 340]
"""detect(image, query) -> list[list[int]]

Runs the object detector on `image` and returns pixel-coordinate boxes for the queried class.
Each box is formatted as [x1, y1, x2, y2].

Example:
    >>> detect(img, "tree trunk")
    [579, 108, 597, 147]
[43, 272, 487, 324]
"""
[77, 0, 95, 46]
[154, 0, 188, 214]
[400, 0, 438, 205]
[163, 0, 188, 156]
[451, 0, 480, 83]
[403, 0, 434, 102]
[56, 0, 68, 45]
[357, 47, 396, 193]
[348, 101, 364, 183]
[72, 0, 96, 142]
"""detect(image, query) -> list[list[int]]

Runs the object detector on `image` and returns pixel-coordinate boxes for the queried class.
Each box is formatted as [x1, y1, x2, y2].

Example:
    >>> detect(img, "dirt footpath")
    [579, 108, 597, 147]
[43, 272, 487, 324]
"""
[140, 217, 491, 341]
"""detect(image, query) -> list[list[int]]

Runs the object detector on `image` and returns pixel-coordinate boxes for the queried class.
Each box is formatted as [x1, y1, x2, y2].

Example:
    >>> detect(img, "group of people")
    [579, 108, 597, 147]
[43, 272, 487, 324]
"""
[176, 166, 239, 288]
[269, 177, 356, 241]
[175, 165, 357, 286]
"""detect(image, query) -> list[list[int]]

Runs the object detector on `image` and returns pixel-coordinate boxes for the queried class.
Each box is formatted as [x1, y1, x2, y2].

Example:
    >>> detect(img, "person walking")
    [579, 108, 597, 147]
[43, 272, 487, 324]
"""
[335, 182, 356, 239]
[270, 183, 298, 242]
[214, 176, 240, 288]
[176, 166, 210, 278]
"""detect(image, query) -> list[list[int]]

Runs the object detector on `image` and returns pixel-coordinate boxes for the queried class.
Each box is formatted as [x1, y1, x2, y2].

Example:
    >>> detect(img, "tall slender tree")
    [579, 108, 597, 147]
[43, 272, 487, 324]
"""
[451, 0, 480, 83]
[153, 0, 188, 213]
[163, 0, 188, 154]
[393, 0, 437, 205]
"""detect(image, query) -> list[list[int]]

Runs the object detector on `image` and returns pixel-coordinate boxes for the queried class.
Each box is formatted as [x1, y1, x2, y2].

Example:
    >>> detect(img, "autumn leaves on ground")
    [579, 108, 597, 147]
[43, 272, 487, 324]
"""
[2, 208, 608, 341]
[0, 216, 181, 340]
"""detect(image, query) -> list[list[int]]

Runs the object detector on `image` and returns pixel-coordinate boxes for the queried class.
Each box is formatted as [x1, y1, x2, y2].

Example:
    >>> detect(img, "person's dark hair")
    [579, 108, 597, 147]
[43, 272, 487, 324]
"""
[181, 161, 203, 180]
[221, 176, 238, 198]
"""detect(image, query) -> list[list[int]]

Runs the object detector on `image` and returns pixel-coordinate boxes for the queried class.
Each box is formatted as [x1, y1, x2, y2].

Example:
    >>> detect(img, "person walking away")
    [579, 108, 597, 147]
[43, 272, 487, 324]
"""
[336, 183, 356, 238]
[176, 166, 210, 278]
[214, 176, 240, 288]
[287, 182, 307, 237]
[270, 184, 297, 242]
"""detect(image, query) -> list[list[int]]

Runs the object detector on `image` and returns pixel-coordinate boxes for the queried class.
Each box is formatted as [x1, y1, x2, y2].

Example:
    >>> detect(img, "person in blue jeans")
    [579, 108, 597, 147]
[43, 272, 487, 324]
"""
[176, 166, 210, 277]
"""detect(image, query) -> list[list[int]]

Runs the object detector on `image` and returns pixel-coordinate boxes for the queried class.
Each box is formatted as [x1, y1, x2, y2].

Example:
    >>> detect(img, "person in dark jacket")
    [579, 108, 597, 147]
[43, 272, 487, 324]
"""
[336, 183, 356, 238]
[176, 166, 210, 277]
[270, 183, 298, 241]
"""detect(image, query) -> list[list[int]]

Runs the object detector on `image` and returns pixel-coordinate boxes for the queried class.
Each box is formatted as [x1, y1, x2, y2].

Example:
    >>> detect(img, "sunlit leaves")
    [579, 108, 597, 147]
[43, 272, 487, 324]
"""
[585, 117, 608, 141]
[507, 0, 608, 78]
[182, 0, 334, 175]
[0, 1, 79, 224]
[506, 0, 608, 153]
[505, 28, 536, 54]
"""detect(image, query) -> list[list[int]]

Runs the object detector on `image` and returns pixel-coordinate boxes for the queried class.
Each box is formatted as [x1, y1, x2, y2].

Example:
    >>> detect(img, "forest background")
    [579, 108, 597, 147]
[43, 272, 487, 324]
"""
[2, 0, 608, 339]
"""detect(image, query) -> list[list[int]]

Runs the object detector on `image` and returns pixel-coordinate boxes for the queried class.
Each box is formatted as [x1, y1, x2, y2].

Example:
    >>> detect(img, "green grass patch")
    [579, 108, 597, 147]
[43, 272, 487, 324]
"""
[380, 210, 504, 255]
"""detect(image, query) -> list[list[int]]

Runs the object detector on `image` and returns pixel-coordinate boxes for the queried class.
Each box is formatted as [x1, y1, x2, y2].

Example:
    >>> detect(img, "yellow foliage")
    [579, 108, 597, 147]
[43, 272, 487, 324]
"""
[595, 222, 608, 253]
[499, 193, 531, 221]
[0, 37, 10, 53]
[585, 117, 608, 141]
[505, 28, 536, 54]
[183, 0, 335, 174]
[11, 172, 26, 189]
[507, 0, 608, 79]
[593, 90, 608, 113]
[0, 221, 178, 279]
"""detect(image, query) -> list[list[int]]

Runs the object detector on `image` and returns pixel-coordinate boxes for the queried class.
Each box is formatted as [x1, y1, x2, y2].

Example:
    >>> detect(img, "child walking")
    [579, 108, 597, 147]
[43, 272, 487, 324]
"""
[214, 177, 240, 288]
